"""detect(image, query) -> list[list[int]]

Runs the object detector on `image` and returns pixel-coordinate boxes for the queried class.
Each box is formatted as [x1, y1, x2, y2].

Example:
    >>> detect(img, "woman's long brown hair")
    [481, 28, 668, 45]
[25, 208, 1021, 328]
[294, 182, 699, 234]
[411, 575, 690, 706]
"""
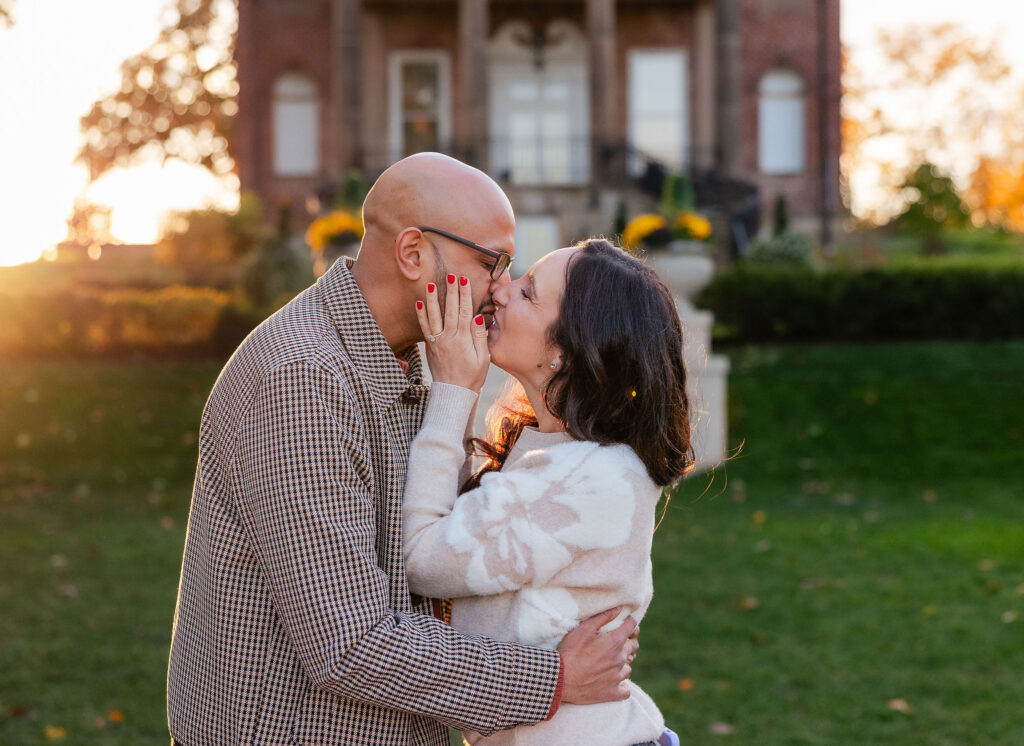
[461, 238, 694, 492]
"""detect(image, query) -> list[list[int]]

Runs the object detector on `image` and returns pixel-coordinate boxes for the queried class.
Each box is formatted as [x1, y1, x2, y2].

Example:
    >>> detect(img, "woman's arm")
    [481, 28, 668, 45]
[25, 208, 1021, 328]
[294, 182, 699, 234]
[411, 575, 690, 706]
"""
[404, 415, 632, 599]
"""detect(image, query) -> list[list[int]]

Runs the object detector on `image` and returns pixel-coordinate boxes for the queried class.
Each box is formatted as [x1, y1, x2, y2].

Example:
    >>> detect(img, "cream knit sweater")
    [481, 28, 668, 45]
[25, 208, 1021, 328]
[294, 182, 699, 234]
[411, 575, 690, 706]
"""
[403, 383, 666, 746]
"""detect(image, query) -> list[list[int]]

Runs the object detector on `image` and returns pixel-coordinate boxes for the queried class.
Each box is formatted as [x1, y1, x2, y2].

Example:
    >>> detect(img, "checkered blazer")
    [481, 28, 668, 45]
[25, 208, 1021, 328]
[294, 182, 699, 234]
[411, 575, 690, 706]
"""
[168, 259, 561, 745]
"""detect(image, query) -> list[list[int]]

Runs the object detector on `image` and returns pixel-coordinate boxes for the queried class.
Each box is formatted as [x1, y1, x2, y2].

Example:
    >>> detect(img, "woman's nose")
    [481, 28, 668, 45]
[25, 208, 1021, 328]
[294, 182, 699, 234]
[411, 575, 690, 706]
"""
[490, 277, 509, 306]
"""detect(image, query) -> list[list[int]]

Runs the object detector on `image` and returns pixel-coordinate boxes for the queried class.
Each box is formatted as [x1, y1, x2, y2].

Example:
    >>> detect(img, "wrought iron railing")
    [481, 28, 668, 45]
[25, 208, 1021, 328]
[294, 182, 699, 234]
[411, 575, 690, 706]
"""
[356, 137, 760, 257]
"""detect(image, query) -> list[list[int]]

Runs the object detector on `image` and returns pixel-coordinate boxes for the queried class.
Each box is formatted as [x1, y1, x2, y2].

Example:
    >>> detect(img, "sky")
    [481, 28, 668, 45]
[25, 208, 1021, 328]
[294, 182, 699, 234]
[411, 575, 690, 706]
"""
[1, 0, 1024, 266]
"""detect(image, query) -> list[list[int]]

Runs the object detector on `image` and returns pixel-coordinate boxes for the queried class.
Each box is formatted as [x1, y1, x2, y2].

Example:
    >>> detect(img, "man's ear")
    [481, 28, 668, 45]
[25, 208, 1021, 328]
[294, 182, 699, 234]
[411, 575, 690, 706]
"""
[395, 227, 429, 282]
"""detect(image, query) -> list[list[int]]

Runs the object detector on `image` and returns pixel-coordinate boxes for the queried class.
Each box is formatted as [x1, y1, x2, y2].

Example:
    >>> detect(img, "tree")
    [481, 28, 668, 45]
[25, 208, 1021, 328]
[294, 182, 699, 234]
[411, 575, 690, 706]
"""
[894, 163, 970, 254]
[0, 0, 16, 27]
[966, 157, 1024, 232]
[156, 193, 263, 286]
[842, 24, 1022, 224]
[77, 0, 238, 181]
[65, 197, 114, 258]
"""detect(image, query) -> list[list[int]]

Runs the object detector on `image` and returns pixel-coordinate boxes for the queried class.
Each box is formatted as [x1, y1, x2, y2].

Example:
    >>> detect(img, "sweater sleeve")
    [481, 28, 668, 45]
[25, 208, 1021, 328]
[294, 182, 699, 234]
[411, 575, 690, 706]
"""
[403, 387, 623, 599]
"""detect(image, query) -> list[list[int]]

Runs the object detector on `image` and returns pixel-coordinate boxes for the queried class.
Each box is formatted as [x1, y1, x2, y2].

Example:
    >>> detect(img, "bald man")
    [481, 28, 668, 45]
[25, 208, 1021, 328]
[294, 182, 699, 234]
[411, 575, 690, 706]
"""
[167, 154, 637, 746]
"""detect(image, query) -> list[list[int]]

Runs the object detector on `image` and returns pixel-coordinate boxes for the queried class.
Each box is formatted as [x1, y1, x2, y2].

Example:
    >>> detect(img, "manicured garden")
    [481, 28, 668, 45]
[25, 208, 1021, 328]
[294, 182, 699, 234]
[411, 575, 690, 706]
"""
[2, 342, 1022, 743]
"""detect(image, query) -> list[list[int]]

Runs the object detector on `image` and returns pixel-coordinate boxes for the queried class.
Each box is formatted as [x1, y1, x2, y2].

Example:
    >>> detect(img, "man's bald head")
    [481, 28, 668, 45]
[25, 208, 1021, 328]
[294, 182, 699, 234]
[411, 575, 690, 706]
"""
[361, 152, 515, 256]
[349, 153, 516, 352]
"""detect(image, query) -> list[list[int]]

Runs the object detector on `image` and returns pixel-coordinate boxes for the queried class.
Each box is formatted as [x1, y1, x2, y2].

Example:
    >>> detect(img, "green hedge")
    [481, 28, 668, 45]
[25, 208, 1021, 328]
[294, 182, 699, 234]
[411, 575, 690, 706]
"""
[697, 264, 1024, 342]
[0, 285, 234, 357]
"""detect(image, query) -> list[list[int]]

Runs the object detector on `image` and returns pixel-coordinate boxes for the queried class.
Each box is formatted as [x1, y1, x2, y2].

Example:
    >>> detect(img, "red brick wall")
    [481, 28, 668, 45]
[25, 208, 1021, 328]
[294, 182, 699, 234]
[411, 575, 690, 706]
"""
[737, 0, 842, 226]
[235, 0, 332, 215]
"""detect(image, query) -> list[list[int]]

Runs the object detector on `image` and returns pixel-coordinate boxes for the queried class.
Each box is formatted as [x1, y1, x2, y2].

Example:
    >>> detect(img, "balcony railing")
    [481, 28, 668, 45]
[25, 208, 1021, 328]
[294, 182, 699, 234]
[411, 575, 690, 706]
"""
[356, 137, 760, 255]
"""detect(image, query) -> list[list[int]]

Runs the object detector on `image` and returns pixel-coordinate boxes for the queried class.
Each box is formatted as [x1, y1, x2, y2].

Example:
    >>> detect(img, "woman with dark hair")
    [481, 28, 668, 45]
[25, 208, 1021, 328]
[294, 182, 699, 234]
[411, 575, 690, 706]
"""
[403, 238, 691, 746]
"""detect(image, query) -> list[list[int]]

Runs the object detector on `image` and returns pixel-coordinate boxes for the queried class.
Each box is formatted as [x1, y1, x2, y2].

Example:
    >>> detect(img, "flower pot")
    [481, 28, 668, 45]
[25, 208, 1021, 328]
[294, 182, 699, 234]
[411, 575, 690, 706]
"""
[645, 248, 715, 312]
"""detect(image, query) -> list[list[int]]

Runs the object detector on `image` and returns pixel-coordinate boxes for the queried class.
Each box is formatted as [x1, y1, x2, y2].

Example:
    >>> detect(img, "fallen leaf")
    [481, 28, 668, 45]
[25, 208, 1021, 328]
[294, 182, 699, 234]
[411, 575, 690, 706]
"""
[708, 721, 735, 735]
[752, 510, 766, 525]
[1015, 584, 1024, 596]
[15, 432, 32, 448]
[57, 585, 78, 598]
[678, 677, 694, 691]
[922, 489, 938, 503]
[1001, 611, 1019, 624]
[44, 725, 67, 740]
[978, 559, 996, 572]
[94, 716, 106, 728]
[10, 704, 27, 717]
[161, 516, 175, 530]
[754, 539, 772, 553]
[50, 555, 68, 569]
[888, 698, 911, 714]
[107, 710, 124, 723]
[739, 596, 760, 611]
[863, 391, 878, 405]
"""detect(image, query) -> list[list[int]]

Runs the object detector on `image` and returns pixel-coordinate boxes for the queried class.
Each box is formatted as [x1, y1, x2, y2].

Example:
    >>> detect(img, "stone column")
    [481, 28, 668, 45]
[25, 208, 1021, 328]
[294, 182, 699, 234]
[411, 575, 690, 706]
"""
[331, 0, 361, 175]
[587, 0, 617, 180]
[715, 0, 741, 176]
[692, 0, 717, 170]
[457, 0, 489, 167]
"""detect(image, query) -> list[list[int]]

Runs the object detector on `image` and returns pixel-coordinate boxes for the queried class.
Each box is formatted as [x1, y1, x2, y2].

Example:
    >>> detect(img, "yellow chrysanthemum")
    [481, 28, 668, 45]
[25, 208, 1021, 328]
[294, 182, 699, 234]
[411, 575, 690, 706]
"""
[674, 212, 712, 241]
[622, 214, 667, 249]
[305, 210, 365, 252]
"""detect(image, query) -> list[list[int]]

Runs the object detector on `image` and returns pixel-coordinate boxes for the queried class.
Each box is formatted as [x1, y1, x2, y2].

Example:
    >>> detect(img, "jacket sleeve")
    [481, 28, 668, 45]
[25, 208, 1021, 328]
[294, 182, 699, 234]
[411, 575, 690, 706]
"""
[404, 384, 604, 600]
[231, 362, 560, 735]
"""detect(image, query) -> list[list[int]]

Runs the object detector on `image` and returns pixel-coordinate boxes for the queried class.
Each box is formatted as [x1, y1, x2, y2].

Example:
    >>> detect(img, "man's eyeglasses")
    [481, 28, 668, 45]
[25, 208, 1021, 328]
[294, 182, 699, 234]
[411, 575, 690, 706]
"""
[419, 226, 513, 281]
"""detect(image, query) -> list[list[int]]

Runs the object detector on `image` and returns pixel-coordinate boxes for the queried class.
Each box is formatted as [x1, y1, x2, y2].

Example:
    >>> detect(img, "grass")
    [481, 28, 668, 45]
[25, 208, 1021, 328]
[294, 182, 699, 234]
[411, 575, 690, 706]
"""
[2, 342, 1023, 744]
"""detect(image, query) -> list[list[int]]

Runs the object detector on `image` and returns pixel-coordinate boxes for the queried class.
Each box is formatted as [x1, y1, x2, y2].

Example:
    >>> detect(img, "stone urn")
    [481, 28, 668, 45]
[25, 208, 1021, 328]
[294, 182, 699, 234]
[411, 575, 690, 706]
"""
[643, 240, 715, 313]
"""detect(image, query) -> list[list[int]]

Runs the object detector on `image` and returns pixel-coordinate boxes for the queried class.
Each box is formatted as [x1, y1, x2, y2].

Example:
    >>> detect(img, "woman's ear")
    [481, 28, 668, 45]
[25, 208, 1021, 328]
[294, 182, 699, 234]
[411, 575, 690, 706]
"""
[395, 227, 429, 282]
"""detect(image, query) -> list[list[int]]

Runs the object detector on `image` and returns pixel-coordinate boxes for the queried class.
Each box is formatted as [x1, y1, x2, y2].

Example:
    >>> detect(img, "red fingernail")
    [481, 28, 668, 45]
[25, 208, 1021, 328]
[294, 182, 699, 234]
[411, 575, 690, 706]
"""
[474, 315, 484, 326]
[427, 283, 436, 293]
[416, 300, 423, 310]
[460, 276, 468, 286]
[447, 274, 456, 284]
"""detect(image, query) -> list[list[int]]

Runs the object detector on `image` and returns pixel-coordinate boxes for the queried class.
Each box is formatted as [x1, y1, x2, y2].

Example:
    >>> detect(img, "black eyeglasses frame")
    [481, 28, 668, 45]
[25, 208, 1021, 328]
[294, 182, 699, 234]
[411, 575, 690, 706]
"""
[418, 226, 513, 281]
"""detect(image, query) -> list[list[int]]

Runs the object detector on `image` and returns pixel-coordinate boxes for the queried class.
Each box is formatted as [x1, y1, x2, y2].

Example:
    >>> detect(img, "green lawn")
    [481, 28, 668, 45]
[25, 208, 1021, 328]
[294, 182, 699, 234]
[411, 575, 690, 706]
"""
[2, 343, 1022, 744]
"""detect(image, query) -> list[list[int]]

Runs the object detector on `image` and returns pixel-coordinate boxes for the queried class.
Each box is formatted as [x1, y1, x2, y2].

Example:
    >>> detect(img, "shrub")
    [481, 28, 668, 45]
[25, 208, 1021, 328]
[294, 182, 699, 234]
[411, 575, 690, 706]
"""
[745, 232, 817, 268]
[698, 264, 1024, 343]
[0, 285, 230, 357]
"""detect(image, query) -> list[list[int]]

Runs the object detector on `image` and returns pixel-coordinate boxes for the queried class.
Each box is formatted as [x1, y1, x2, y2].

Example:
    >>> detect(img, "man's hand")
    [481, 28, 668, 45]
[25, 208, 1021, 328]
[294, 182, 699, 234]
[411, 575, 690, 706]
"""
[557, 608, 639, 705]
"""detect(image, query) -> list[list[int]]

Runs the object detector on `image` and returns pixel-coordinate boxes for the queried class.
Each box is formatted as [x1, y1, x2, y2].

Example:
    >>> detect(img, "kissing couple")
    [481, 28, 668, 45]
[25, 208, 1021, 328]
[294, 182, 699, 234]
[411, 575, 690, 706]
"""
[168, 153, 691, 746]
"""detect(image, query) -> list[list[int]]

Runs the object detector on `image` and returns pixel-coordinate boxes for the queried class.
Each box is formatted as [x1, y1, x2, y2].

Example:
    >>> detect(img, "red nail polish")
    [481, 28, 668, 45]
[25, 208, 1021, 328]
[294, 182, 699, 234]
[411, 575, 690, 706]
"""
[460, 276, 468, 286]
[474, 315, 484, 326]
[427, 283, 436, 293]
[447, 274, 456, 284]
[416, 300, 423, 310]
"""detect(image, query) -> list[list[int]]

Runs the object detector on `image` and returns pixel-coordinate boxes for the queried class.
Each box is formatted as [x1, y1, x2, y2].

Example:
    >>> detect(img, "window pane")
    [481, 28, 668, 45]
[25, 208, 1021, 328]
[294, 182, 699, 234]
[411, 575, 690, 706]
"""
[758, 86, 805, 174]
[403, 120, 439, 157]
[273, 100, 319, 176]
[402, 62, 440, 114]
[629, 50, 687, 171]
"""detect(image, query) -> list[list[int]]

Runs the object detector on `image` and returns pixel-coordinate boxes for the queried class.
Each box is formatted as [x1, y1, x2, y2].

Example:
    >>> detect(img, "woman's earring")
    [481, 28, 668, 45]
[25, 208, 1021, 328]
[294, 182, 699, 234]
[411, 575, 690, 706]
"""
[549, 361, 558, 370]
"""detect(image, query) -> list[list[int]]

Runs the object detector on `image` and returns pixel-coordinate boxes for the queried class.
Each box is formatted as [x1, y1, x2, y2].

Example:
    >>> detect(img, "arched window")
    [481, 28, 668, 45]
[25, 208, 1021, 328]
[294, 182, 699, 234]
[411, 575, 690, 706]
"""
[758, 69, 805, 175]
[272, 72, 320, 177]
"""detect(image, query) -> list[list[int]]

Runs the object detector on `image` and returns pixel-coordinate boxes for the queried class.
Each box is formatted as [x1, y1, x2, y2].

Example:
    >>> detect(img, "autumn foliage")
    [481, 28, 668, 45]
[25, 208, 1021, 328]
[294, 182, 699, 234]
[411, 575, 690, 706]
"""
[76, 0, 237, 181]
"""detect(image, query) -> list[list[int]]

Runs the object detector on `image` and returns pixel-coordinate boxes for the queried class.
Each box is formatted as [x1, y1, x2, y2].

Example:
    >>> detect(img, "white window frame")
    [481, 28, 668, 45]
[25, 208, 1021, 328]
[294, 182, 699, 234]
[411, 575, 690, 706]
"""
[271, 72, 321, 177]
[627, 48, 689, 174]
[388, 50, 453, 162]
[758, 68, 806, 175]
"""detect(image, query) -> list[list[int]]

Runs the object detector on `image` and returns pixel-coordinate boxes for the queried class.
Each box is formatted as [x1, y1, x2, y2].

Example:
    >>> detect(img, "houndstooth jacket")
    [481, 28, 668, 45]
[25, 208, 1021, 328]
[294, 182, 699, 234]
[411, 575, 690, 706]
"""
[167, 259, 561, 745]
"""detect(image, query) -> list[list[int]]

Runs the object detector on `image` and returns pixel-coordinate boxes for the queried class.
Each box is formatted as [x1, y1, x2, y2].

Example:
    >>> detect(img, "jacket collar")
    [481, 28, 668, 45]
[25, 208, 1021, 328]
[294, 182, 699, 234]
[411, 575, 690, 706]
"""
[317, 257, 427, 408]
